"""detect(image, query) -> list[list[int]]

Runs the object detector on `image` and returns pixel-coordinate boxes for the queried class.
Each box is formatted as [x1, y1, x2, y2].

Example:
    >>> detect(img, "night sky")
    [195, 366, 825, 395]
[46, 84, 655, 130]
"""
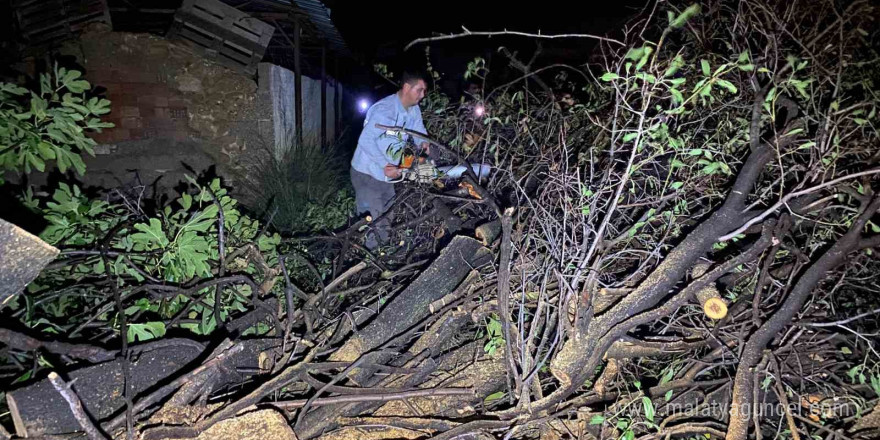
[322, 0, 648, 96]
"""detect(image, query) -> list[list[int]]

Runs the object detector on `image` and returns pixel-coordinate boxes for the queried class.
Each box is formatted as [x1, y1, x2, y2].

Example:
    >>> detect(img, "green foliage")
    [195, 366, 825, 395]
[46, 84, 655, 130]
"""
[0, 65, 113, 183]
[240, 141, 354, 234]
[482, 313, 504, 356]
[18, 177, 283, 339]
[465, 57, 488, 80]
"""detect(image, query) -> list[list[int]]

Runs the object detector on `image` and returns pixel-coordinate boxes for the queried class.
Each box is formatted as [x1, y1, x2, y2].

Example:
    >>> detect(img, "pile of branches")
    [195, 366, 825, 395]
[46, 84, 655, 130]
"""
[1, 1, 880, 440]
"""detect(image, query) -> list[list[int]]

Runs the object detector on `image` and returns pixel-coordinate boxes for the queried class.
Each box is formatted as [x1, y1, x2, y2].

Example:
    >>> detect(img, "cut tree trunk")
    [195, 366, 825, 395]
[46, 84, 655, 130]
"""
[7, 339, 278, 437]
[7, 342, 203, 437]
[327, 236, 492, 384]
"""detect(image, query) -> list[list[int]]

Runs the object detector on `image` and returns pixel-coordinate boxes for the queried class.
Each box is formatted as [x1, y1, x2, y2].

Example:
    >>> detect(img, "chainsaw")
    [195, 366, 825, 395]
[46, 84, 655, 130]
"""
[394, 154, 491, 184]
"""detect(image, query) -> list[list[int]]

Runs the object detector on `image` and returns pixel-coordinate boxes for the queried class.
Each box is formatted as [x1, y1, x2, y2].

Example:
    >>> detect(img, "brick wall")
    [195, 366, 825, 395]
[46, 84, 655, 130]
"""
[87, 73, 193, 145]
[60, 25, 268, 162]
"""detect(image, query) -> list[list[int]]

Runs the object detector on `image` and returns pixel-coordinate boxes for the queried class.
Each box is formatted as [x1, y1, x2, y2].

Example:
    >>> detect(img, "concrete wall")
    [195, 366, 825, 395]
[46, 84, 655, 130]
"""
[266, 63, 339, 159]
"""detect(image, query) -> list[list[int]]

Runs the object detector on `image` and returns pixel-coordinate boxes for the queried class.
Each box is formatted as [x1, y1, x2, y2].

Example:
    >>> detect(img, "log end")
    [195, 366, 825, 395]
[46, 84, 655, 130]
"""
[703, 297, 728, 320]
[0, 218, 60, 304]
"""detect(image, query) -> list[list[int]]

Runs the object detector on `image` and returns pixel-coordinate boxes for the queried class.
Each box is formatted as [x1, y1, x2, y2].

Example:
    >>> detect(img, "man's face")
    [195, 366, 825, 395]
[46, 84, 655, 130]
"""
[401, 80, 427, 108]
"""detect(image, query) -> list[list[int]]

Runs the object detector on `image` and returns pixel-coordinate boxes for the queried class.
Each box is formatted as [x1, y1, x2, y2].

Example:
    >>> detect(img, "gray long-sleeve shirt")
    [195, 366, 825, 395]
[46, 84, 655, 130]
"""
[351, 93, 427, 181]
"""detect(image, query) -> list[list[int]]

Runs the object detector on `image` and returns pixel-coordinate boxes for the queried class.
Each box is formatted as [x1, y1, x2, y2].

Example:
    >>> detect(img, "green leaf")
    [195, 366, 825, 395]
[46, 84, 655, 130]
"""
[600, 72, 620, 81]
[36, 142, 56, 160]
[715, 79, 738, 94]
[761, 376, 773, 390]
[664, 55, 685, 78]
[669, 87, 684, 105]
[66, 80, 91, 94]
[635, 47, 654, 71]
[132, 218, 169, 248]
[589, 415, 605, 425]
[180, 193, 193, 210]
[700, 59, 710, 76]
[840, 346, 852, 355]
[669, 4, 701, 28]
[665, 390, 674, 401]
[27, 152, 45, 172]
[484, 391, 505, 403]
[671, 181, 684, 190]
[127, 322, 166, 342]
[622, 132, 639, 143]
[626, 47, 647, 61]
[642, 396, 655, 422]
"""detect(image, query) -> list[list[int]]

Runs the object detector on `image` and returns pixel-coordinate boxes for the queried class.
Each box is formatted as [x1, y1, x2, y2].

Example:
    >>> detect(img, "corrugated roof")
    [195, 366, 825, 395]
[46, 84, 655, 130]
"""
[290, 0, 350, 57]
[233, 0, 350, 57]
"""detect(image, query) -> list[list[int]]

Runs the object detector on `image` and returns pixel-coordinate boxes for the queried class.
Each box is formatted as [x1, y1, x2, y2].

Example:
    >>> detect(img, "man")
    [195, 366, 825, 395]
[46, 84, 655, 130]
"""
[351, 70, 431, 250]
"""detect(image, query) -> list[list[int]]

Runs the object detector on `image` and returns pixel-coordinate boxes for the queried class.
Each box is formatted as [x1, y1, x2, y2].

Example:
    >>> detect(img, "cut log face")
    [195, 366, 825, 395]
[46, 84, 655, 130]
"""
[695, 286, 728, 320]
[0, 218, 59, 306]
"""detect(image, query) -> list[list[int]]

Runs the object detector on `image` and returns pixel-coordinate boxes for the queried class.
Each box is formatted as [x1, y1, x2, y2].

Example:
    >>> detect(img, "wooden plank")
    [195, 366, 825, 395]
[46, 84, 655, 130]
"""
[12, 0, 110, 48]
[169, 0, 273, 74]
[293, 18, 302, 147]
[173, 12, 267, 55]
[321, 44, 326, 149]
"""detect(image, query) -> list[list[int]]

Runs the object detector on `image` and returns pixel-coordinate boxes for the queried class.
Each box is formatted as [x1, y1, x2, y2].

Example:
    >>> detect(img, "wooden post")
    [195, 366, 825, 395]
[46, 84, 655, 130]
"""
[321, 44, 327, 150]
[334, 57, 341, 142]
[293, 18, 302, 149]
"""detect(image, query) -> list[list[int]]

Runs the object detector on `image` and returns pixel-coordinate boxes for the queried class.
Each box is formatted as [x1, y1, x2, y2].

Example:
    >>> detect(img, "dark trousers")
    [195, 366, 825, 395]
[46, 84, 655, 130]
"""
[350, 167, 395, 249]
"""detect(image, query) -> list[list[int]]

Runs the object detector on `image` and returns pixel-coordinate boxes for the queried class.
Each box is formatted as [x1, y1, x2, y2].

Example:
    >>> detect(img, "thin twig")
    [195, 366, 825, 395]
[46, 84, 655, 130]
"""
[48, 372, 111, 440]
[720, 168, 880, 241]
[404, 26, 624, 51]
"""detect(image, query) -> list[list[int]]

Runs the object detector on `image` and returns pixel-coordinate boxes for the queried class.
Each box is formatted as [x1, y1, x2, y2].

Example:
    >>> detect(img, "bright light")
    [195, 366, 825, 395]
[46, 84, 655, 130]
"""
[474, 105, 485, 117]
[358, 99, 369, 113]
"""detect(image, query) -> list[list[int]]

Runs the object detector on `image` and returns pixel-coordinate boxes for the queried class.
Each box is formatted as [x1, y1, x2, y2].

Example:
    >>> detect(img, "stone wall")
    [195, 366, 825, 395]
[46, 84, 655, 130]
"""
[50, 24, 341, 199]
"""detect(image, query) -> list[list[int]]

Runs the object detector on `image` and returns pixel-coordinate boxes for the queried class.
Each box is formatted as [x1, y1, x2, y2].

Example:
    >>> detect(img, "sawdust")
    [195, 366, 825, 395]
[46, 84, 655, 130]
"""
[316, 425, 425, 440]
[165, 409, 295, 440]
[328, 338, 364, 363]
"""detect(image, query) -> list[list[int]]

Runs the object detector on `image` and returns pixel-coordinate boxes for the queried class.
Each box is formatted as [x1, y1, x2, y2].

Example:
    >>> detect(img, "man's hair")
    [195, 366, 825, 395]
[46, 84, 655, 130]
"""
[401, 69, 428, 87]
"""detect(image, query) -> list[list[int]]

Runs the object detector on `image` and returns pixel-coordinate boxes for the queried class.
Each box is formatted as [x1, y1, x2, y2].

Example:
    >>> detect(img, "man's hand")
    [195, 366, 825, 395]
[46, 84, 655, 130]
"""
[420, 142, 431, 157]
[384, 164, 402, 179]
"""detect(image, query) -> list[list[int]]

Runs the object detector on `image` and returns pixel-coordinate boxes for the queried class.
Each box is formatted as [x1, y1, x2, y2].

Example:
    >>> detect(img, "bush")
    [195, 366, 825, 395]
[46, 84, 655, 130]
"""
[239, 138, 354, 234]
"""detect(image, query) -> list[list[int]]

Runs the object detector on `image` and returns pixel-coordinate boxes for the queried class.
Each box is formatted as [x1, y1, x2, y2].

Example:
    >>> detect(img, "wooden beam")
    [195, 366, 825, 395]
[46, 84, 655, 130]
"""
[321, 44, 327, 150]
[335, 56, 340, 142]
[108, 8, 176, 14]
[293, 17, 302, 149]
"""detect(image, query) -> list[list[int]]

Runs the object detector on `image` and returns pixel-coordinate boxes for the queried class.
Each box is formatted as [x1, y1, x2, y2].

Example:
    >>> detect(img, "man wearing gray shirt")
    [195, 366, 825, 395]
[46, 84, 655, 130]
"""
[351, 70, 431, 250]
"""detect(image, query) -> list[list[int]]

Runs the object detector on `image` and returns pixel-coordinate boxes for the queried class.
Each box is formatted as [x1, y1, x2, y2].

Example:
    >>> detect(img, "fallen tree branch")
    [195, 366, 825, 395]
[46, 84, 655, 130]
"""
[404, 26, 624, 51]
[268, 387, 474, 409]
[0, 327, 116, 363]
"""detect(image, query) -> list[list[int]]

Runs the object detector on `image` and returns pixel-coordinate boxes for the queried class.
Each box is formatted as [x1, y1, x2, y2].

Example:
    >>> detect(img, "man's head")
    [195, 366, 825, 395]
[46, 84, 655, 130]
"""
[398, 70, 428, 108]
